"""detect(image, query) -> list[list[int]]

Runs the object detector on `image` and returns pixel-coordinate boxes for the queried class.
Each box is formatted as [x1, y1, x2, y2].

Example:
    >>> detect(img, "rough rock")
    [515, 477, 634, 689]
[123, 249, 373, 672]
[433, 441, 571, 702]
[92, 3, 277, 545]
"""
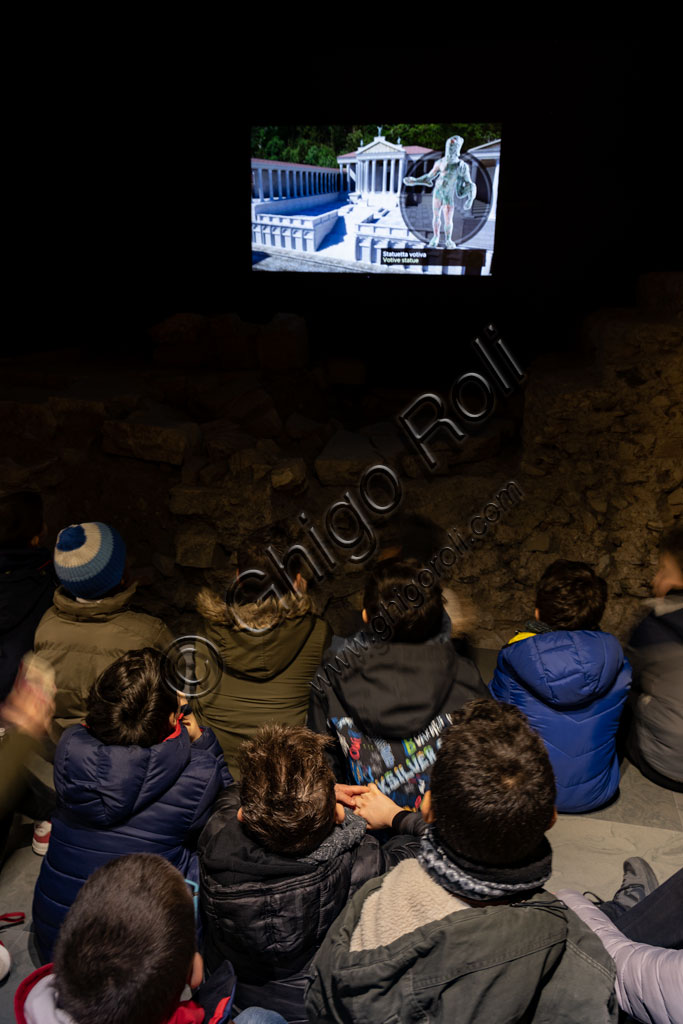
[228, 388, 282, 438]
[314, 430, 380, 486]
[257, 313, 309, 373]
[151, 313, 210, 368]
[201, 420, 255, 460]
[175, 523, 217, 568]
[285, 413, 322, 439]
[103, 411, 200, 465]
[271, 458, 307, 491]
[205, 314, 260, 371]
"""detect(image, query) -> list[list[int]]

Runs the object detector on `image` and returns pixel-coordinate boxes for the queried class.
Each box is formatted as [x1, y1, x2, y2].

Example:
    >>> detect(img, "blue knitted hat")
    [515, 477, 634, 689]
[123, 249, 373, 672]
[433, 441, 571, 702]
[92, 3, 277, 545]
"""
[54, 523, 127, 599]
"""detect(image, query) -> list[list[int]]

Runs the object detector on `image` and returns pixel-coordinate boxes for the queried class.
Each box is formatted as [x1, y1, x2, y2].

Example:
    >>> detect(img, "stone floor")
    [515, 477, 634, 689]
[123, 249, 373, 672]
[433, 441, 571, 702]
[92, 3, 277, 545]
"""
[1, 757, 681, 1019]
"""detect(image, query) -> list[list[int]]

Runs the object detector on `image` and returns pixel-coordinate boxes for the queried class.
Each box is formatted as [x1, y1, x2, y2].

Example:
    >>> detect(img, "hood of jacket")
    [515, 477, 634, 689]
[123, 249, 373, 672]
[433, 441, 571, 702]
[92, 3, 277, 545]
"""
[498, 630, 626, 710]
[203, 610, 321, 683]
[53, 722, 193, 827]
[326, 635, 469, 737]
[0, 546, 53, 631]
[14, 966, 205, 1024]
[50, 581, 139, 622]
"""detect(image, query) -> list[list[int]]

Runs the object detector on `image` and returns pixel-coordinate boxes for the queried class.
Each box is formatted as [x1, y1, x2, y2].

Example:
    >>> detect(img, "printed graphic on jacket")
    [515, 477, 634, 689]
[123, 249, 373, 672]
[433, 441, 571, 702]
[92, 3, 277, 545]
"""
[330, 714, 454, 810]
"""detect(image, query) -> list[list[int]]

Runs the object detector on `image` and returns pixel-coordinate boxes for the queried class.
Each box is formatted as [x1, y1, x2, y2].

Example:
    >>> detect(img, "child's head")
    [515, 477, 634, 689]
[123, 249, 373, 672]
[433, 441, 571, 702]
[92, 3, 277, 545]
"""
[430, 699, 556, 866]
[230, 522, 311, 629]
[0, 490, 44, 548]
[54, 521, 126, 599]
[653, 524, 683, 597]
[86, 648, 179, 746]
[363, 557, 444, 643]
[238, 724, 338, 857]
[535, 559, 607, 630]
[53, 853, 200, 1024]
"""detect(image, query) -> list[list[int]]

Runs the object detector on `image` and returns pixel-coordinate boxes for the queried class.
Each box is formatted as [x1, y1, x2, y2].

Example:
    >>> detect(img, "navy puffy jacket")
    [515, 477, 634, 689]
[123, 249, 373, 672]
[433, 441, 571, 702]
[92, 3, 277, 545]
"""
[32, 721, 232, 960]
[490, 630, 631, 813]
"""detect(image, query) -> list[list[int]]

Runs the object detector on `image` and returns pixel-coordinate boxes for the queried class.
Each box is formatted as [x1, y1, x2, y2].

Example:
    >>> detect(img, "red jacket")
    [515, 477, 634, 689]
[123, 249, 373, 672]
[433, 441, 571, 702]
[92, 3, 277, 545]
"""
[14, 964, 233, 1023]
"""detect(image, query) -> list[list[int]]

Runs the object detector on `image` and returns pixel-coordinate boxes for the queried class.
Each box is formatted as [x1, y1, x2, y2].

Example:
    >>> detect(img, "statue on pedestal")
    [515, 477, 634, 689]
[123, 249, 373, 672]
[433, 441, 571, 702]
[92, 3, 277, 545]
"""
[403, 135, 476, 248]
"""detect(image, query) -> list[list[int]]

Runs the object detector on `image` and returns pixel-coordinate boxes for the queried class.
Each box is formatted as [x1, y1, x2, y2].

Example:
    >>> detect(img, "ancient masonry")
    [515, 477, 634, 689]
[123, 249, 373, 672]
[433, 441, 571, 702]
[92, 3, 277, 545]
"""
[1, 274, 681, 650]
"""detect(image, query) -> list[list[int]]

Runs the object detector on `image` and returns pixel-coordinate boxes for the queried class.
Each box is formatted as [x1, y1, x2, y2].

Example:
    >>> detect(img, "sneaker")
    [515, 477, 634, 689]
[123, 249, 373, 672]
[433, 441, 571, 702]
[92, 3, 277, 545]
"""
[611, 857, 659, 911]
[32, 820, 51, 856]
[0, 941, 10, 982]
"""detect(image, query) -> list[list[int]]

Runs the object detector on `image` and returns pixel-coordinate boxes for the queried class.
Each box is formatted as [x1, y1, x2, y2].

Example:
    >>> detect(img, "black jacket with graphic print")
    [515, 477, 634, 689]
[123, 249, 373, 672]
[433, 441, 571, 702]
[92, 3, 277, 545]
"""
[307, 633, 489, 811]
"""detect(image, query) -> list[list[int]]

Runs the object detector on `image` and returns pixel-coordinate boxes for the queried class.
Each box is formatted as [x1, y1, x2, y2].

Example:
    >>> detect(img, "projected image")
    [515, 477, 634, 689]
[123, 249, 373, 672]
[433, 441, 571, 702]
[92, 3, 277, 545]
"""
[251, 124, 501, 275]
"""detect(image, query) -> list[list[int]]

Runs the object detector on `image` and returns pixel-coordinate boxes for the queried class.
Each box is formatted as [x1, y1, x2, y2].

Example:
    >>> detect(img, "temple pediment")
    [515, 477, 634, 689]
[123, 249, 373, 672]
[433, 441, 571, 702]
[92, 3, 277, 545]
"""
[357, 141, 403, 157]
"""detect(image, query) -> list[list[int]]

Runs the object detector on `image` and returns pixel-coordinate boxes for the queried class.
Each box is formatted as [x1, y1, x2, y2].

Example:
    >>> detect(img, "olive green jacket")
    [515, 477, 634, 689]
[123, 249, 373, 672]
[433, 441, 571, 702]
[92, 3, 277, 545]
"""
[34, 583, 174, 743]
[194, 603, 331, 780]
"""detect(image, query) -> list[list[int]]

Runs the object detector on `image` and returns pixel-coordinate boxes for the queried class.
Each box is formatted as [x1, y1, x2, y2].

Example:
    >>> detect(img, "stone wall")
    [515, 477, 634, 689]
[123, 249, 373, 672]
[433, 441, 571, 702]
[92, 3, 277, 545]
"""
[1, 274, 681, 652]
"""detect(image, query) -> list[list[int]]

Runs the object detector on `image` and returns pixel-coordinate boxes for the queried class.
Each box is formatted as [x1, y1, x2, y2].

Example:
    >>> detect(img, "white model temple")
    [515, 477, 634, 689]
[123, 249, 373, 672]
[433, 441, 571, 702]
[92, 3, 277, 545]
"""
[251, 129, 500, 273]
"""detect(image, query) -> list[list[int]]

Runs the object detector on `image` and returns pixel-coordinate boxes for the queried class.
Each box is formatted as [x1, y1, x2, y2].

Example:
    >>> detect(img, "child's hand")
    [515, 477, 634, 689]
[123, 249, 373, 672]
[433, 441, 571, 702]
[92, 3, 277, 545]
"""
[334, 783, 369, 809]
[353, 783, 400, 829]
[181, 710, 202, 743]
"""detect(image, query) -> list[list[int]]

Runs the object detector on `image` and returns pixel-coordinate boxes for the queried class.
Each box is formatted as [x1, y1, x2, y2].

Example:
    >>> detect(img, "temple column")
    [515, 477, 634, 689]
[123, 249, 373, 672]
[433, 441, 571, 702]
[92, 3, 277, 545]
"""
[277, 169, 282, 198]
[490, 160, 500, 217]
[390, 159, 395, 193]
[267, 169, 273, 199]
[382, 159, 387, 192]
[257, 168, 264, 200]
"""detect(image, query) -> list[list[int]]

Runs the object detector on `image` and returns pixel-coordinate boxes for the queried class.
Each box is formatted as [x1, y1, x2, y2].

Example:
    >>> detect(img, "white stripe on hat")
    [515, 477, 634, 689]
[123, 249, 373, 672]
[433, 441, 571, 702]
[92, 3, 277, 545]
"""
[54, 523, 104, 568]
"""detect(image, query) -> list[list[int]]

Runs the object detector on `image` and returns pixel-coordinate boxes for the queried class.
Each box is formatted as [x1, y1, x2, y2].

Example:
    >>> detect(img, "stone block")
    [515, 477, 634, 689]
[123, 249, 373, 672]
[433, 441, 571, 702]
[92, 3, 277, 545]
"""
[325, 357, 367, 388]
[103, 413, 200, 465]
[271, 458, 307, 491]
[151, 313, 211, 368]
[521, 532, 551, 552]
[186, 372, 262, 420]
[285, 413, 322, 439]
[153, 553, 176, 577]
[169, 482, 272, 544]
[361, 421, 405, 461]
[201, 420, 255, 460]
[636, 272, 683, 312]
[175, 523, 217, 568]
[205, 314, 261, 371]
[667, 485, 683, 511]
[0, 401, 56, 444]
[229, 388, 282, 438]
[257, 313, 309, 373]
[0, 456, 64, 490]
[315, 430, 379, 486]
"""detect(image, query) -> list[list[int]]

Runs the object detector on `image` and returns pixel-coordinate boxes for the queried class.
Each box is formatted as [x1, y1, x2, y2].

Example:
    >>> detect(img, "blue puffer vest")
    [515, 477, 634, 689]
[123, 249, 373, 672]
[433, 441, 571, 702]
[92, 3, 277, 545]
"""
[32, 721, 232, 960]
[490, 629, 631, 812]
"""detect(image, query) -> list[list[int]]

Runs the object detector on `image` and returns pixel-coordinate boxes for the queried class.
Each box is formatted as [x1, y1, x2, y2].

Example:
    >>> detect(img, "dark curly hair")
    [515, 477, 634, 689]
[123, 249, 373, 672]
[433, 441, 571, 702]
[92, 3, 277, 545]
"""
[238, 724, 336, 857]
[86, 648, 178, 746]
[431, 699, 556, 865]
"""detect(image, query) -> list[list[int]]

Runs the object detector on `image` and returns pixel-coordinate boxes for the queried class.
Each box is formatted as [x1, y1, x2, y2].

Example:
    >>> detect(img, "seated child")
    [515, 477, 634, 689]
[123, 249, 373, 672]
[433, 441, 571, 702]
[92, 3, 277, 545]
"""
[17, 853, 285, 1024]
[199, 723, 422, 1024]
[490, 559, 631, 812]
[34, 521, 174, 742]
[0, 491, 55, 701]
[306, 699, 618, 1024]
[194, 524, 331, 780]
[308, 558, 488, 811]
[32, 648, 232, 961]
[625, 524, 683, 791]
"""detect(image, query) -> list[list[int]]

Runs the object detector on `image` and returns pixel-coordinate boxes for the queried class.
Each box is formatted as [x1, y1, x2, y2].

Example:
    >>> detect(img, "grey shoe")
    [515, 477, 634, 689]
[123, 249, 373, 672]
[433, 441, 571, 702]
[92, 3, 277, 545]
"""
[611, 857, 659, 911]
